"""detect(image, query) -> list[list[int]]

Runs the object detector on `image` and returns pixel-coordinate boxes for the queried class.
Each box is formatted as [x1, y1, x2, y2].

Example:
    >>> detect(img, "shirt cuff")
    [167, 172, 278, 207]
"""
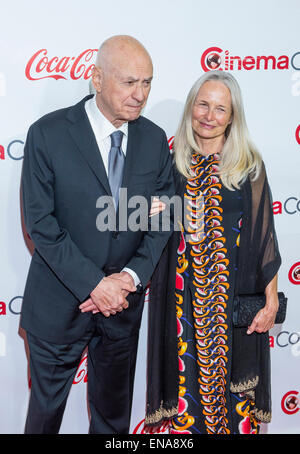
[122, 267, 141, 288]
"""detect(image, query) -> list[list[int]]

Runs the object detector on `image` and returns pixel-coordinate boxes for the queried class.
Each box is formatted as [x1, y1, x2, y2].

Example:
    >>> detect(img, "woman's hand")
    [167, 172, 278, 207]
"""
[246, 298, 279, 334]
[247, 274, 279, 335]
[149, 197, 166, 217]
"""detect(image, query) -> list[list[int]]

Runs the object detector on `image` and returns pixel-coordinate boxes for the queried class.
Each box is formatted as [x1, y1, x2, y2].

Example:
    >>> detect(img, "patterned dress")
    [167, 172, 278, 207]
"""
[170, 152, 260, 434]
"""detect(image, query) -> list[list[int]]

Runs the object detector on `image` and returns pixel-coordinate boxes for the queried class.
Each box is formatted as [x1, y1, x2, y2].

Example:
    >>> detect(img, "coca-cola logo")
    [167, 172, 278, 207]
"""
[25, 48, 98, 81]
[28, 352, 88, 389]
[168, 136, 174, 151]
[132, 418, 170, 434]
[73, 353, 88, 384]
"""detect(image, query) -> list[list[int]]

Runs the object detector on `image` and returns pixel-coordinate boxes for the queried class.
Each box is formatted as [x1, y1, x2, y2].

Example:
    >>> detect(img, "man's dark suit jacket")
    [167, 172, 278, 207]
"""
[21, 95, 174, 344]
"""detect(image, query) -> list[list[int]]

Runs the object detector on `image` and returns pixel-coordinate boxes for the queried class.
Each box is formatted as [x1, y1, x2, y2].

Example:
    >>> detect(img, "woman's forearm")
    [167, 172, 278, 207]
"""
[265, 274, 279, 311]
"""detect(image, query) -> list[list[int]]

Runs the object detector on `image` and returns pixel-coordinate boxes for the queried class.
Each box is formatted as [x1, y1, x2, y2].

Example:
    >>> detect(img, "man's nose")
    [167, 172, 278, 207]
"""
[132, 84, 145, 102]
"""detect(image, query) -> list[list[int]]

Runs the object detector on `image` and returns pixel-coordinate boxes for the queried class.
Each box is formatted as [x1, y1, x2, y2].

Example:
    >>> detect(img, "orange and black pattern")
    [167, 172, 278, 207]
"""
[170, 153, 259, 434]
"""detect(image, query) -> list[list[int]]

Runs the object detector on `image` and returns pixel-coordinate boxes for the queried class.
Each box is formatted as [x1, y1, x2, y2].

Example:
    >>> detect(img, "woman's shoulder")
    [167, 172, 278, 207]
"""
[246, 158, 267, 186]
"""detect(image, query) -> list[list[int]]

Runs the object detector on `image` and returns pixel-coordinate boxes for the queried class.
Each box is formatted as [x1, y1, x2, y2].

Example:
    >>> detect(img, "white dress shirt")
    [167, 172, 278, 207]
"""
[85, 95, 128, 171]
[85, 95, 141, 288]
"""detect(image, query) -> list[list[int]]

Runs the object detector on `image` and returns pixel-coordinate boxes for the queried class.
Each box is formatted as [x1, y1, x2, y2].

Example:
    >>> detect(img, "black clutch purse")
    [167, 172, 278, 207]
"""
[233, 292, 287, 328]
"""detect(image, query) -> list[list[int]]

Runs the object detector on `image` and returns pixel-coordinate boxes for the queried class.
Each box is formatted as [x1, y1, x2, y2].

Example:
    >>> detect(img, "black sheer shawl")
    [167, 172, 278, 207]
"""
[145, 162, 281, 426]
[231, 162, 281, 423]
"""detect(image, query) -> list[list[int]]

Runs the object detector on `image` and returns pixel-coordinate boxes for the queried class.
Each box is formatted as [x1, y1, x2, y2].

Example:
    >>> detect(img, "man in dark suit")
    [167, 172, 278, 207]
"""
[21, 35, 174, 434]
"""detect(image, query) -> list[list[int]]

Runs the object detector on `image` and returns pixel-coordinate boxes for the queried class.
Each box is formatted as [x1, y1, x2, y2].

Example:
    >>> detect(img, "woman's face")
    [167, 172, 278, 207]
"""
[192, 80, 232, 145]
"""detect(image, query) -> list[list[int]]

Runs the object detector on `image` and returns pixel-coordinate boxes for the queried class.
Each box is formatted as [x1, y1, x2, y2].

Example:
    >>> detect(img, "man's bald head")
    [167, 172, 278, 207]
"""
[95, 35, 152, 73]
[92, 35, 153, 127]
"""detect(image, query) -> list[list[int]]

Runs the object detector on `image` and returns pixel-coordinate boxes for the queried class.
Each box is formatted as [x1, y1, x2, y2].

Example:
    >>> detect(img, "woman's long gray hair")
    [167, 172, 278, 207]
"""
[174, 70, 262, 190]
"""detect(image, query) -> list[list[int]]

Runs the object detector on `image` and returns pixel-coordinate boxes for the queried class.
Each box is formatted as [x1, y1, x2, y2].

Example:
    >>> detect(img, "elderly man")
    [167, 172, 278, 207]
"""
[21, 35, 174, 434]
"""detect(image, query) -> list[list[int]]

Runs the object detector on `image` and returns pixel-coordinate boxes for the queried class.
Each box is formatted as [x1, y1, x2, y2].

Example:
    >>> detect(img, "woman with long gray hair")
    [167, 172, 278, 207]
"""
[146, 71, 281, 434]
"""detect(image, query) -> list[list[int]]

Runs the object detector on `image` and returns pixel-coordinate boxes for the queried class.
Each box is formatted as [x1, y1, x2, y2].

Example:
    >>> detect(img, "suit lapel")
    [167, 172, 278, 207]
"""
[67, 98, 143, 199]
[67, 96, 111, 196]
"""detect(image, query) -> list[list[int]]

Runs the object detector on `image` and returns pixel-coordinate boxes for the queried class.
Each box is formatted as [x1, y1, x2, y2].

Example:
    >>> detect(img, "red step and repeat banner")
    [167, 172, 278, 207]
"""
[0, 0, 299, 434]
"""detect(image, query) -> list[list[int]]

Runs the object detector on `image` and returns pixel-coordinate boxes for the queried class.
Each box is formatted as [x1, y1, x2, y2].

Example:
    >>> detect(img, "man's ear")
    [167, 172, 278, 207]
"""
[92, 66, 102, 93]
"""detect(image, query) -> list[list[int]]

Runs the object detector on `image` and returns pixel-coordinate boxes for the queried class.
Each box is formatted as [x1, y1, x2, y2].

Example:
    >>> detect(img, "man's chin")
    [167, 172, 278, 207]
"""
[126, 112, 142, 121]
[128, 106, 144, 116]
[117, 108, 143, 124]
